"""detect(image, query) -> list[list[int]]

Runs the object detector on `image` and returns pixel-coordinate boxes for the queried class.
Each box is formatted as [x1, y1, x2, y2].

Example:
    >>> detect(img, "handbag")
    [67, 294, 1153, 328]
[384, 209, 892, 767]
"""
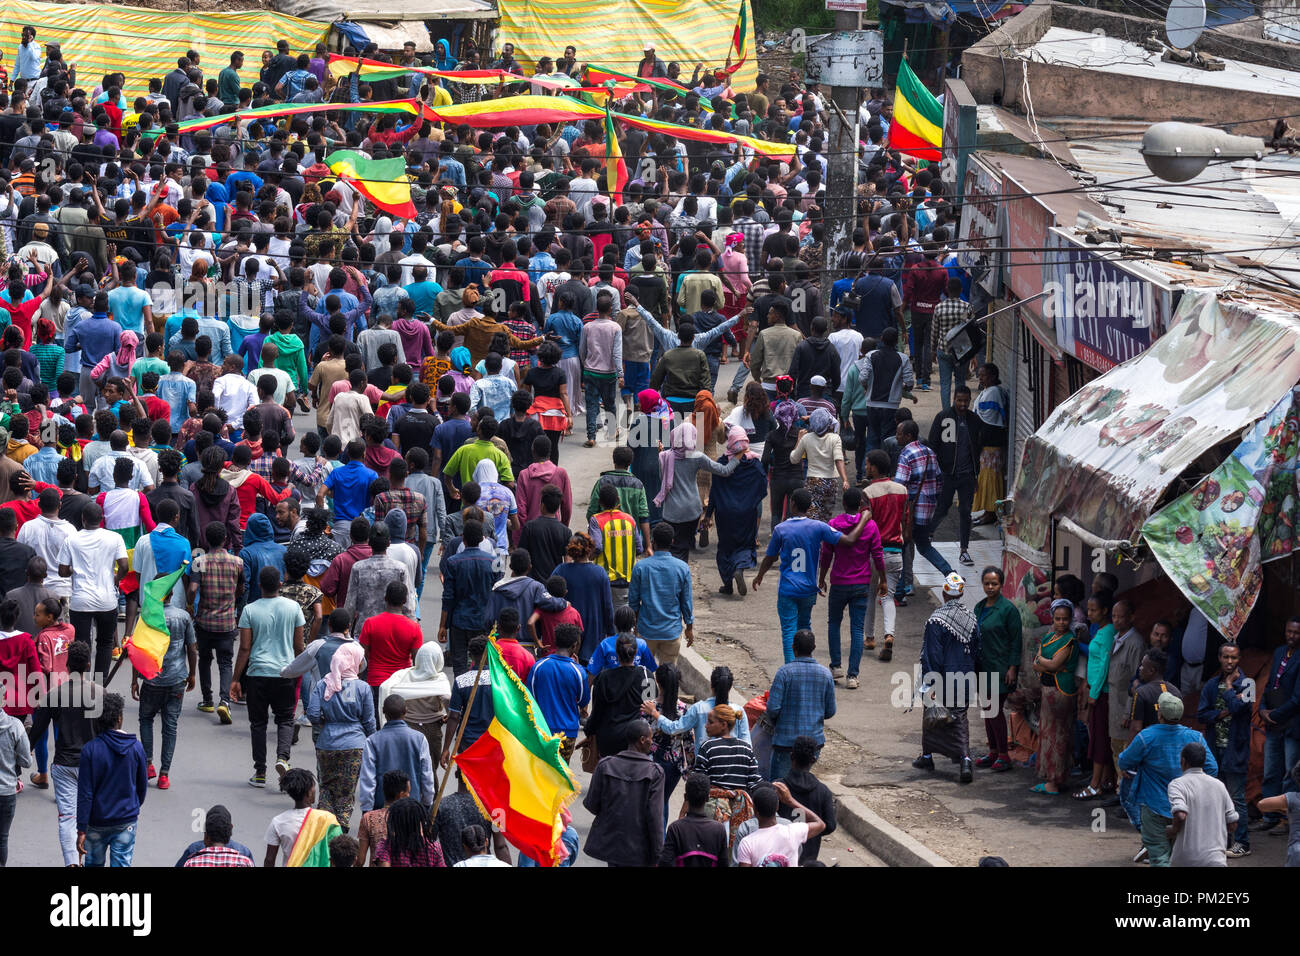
[922, 703, 955, 731]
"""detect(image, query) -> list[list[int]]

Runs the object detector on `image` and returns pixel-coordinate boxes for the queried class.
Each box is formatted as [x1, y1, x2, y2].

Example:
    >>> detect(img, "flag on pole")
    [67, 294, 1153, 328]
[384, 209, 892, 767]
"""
[455, 635, 579, 866]
[604, 104, 627, 207]
[889, 59, 943, 161]
[324, 150, 417, 218]
[721, 0, 750, 75]
[122, 565, 186, 680]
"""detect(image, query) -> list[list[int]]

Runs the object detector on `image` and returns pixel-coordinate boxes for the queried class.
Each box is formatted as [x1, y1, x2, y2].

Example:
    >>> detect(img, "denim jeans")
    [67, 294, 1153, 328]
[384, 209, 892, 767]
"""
[0, 792, 14, 866]
[196, 628, 236, 706]
[770, 747, 792, 783]
[776, 593, 816, 663]
[911, 311, 933, 385]
[1262, 731, 1300, 821]
[912, 520, 954, 577]
[1221, 770, 1250, 847]
[706, 355, 721, 392]
[899, 541, 915, 592]
[1138, 805, 1172, 867]
[933, 472, 976, 552]
[1119, 769, 1141, 830]
[584, 374, 619, 441]
[52, 764, 79, 865]
[851, 413, 869, 480]
[417, 539, 436, 600]
[937, 351, 957, 411]
[138, 681, 185, 772]
[84, 821, 138, 867]
[728, 360, 750, 395]
[826, 582, 869, 676]
[864, 406, 896, 453]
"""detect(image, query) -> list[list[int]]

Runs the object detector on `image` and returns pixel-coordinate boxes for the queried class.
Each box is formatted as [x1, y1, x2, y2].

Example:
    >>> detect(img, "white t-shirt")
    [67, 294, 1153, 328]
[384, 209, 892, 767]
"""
[453, 854, 511, 867]
[735, 821, 808, 867]
[265, 807, 310, 866]
[829, 328, 864, 380]
[57, 528, 129, 613]
[213, 373, 259, 427]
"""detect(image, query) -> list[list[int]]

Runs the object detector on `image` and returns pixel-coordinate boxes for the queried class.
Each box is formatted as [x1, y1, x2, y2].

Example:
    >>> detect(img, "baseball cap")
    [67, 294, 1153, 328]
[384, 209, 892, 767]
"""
[75, 284, 95, 299]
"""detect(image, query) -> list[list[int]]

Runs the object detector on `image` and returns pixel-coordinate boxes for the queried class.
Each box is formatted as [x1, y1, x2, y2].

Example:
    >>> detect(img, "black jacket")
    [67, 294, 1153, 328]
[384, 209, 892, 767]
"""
[927, 408, 982, 477]
[787, 337, 841, 398]
[660, 809, 730, 866]
[778, 768, 837, 863]
[28, 674, 102, 767]
[583, 749, 665, 866]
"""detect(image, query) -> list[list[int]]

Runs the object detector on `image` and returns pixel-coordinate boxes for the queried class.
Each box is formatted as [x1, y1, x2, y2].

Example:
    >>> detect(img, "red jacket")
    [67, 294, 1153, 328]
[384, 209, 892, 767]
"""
[902, 258, 948, 317]
[0, 631, 39, 716]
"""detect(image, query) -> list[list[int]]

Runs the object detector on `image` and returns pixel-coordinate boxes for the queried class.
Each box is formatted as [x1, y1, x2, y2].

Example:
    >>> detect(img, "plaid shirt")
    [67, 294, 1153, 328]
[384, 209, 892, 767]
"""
[502, 317, 539, 369]
[733, 216, 765, 277]
[894, 441, 943, 525]
[373, 488, 427, 546]
[931, 296, 971, 356]
[250, 453, 316, 487]
[183, 845, 254, 867]
[768, 657, 837, 747]
[190, 549, 244, 632]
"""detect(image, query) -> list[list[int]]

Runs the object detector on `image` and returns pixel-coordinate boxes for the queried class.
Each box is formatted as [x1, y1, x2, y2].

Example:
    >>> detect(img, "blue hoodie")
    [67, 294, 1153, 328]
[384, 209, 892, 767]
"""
[77, 728, 148, 830]
[240, 513, 287, 601]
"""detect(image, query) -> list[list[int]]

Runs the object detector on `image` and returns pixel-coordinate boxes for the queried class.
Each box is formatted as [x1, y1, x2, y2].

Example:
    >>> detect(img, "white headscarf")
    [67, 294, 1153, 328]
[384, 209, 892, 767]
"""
[379, 643, 452, 722]
[369, 216, 394, 257]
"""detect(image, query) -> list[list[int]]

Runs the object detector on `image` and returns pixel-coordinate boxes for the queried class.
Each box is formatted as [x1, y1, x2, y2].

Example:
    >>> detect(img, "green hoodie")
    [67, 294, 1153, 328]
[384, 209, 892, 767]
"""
[266, 331, 308, 392]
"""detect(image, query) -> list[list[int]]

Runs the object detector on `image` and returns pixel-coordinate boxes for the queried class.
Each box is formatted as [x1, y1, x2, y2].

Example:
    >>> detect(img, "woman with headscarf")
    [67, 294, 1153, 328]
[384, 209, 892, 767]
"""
[448, 346, 476, 396]
[555, 533, 614, 663]
[654, 420, 740, 562]
[306, 641, 376, 831]
[915, 573, 982, 784]
[380, 642, 451, 755]
[471, 458, 517, 552]
[629, 388, 672, 525]
[761, 389, 806, 526]
[701, 425, 768, 596]
[790, 407, 847, 522]
[90, 329, 139, 384]
[1030, 598, 1080, 795]
[719, 233, 752, 365]
[692, 388, 723, 543]
[367, 216, 394, 258]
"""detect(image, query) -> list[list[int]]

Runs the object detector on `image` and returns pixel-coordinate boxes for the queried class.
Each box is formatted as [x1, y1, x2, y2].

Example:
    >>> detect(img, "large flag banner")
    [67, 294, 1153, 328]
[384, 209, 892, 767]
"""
[286, 808, 342, 867]
[604, 107, 627, 206]
[455, 636, 579, 866]
[325, 150, 416, 218]
[890, 59, 943, 161]
[1143, 387, 1300, 641]
[122, 565, 186, 680]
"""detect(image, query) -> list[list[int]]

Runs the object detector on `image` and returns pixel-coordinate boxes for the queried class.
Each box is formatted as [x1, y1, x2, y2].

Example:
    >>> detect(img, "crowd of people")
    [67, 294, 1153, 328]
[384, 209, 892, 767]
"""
[0, 22, 1292, 870]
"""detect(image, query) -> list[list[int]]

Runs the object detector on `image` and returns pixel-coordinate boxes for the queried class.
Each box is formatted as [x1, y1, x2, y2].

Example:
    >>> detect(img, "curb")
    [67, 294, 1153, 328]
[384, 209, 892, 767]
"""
[677, 645, 954, 867]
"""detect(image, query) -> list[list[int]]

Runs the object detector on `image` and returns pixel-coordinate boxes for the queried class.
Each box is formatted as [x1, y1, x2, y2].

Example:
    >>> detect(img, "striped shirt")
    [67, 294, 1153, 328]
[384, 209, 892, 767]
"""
[693, 736, 762, 792]
[588, 509, 640, 587]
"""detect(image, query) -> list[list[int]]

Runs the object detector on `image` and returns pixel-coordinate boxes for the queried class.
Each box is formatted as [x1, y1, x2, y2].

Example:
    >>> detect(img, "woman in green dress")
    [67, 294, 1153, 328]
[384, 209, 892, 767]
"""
[974, 566, 1022, 772]
[1031, 598, 1080, 794]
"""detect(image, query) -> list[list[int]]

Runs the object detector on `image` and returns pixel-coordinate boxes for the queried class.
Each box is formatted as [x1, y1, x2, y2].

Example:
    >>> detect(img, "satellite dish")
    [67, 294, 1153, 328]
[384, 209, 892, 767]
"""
[1166, 0, 1207, 50]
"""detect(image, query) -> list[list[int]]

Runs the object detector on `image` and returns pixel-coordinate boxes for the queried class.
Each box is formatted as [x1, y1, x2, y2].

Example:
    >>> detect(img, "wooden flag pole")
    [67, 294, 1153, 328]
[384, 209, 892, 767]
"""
[429, 638, 491, 822]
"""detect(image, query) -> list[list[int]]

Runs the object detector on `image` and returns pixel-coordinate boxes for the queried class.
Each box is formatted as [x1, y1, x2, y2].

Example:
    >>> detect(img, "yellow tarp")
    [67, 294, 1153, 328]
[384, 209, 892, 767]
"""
[0, 0, 328, 86]
[496, 0, 757, 93]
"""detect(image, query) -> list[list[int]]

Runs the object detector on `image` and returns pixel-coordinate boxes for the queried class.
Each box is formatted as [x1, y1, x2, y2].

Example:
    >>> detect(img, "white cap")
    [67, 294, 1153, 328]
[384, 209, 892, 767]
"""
[943, 572, 965, 597]
[810, 374, 827, 387]
[644, 42, 655, 51]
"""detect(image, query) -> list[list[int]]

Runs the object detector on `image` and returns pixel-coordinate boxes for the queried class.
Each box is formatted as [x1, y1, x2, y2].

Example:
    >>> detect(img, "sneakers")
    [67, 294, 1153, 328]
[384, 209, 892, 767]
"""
[1249, 817, 1281, 832]
[912, 754, 935, 771]
[974, 754, 996, 769]
[991, 758, 1012, 773]
[248, 773, 266, 788]
[157, 773, 170, 790]
[878, 640, 893, 662]
[830, 666, 845, 680]
[197, 701, 215, 714]
[918, 383, 931, 391]
[959, 551, 974, 566]
[959, 757, 973, 784]
[901, 585, 915, 596]
[1226, 842, 1252, 858]
[275, 758, 291, 779]
[734, 571, 747, 596]
[216, 702, 232, 725]
[147, 763, 157, 780]
[846, 676, 860, 690]
[894, 594, 908, 607]
[1132, 846, 1149, 864]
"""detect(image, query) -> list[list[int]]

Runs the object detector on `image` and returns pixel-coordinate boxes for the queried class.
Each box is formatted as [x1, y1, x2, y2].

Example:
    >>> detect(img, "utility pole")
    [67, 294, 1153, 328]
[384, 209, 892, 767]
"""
[819, 10, 868, 307]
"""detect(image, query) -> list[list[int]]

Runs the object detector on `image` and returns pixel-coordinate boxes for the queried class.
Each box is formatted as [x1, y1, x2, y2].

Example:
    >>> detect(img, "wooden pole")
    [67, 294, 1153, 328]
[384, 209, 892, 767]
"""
[429, 639, 490, 822]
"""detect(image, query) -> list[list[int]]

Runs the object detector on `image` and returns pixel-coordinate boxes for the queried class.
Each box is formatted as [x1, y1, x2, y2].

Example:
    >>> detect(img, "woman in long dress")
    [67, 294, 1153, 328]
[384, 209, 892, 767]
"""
[1031, 599, 1080, 795]
[702, 425, 767, 596]
[629, 388, 672, 526]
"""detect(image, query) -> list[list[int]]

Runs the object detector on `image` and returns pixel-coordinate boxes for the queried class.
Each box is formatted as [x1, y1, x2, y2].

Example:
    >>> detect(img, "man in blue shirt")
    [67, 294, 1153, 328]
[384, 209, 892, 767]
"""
[1117, 692, 1218, 867]
[628, 524, 693, 668]
[66, 295, 123, 406]
[438, 521, 501, 676]
[107, 265, 154, 339]
[15, 27, 40, 81]
[752, 488, 870, 662]
[527, 624, 591, 761]
[767, 628, 837, 781]
[403, 265, 442, 317]
[156, 352, 197, 438]
[317, 442, 378, 544]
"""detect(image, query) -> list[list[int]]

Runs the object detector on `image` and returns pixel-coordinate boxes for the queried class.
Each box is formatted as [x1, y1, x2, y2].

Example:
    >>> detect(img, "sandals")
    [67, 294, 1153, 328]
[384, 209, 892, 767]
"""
[1072, 785, 1102, 801]
[1030, 783, 1063, 795]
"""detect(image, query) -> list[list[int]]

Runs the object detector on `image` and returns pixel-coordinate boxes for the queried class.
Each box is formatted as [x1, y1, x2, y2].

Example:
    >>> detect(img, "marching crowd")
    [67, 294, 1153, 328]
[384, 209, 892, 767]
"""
[0, 24, 1292, 870]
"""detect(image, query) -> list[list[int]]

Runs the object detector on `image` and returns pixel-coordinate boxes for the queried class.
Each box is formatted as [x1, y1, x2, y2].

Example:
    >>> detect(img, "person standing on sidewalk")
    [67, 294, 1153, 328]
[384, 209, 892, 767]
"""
[76, 692, 148, 868]
[1256, 616, 1300, 835]
[752, 488, 871, 664]
[186, 521, 244, 726]
[973, 566, 1021, 774]
[231, 565, 306, 788]
[27, 640, 101, 866]
[894, 419, 953, 586]
[130, 604, 197, 791]
[927, 385, 982, 568]
[628, 523, 693, 668]
[817, 486, 886, 690]
[1196, 642, 1254, 858]
[929, 277, 970, 411]
[914, 573, 982, 785]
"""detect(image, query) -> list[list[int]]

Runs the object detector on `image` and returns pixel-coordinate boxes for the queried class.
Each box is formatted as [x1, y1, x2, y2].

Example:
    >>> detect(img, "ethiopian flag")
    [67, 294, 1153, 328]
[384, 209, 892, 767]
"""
[722, 0, 750, 76]
[604, 106, 627, 206]
[455, 636, 579, 866]
[122, 565, 186, 681]
[324, 150, 416, 218]
[890, 60, 943, 161]
[286, 808, 342, 867]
